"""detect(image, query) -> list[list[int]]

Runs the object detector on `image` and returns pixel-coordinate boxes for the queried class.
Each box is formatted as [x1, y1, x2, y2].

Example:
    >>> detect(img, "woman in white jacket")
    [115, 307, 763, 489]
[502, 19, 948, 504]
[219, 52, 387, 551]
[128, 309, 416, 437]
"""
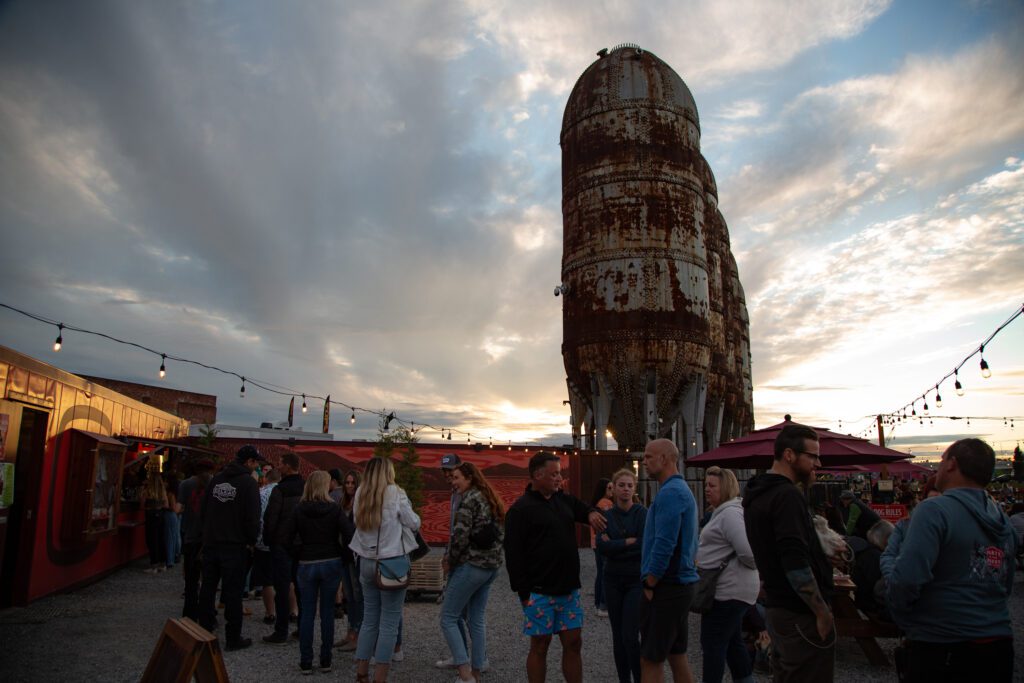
[349, 457, 421, 683]
[696, 466, 759, 683]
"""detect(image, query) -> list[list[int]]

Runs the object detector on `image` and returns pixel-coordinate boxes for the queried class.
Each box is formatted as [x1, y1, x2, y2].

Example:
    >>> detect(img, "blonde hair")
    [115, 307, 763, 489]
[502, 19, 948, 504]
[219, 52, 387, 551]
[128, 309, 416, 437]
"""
[301, 470, 333, 504]
[611, 468, 637, 485]
[705, 466, 740, 503]
[355, 457, 395, 531]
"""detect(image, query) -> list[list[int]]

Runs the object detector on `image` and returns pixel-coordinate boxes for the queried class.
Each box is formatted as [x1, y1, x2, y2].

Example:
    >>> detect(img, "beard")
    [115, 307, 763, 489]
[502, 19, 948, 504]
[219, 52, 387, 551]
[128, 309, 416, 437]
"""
[795, 468, 816, 487]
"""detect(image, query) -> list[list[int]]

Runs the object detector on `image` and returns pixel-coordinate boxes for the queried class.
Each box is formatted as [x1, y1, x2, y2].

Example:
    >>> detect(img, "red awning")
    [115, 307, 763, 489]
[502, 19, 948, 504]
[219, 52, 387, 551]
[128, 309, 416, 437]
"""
[687, 419, 911, 469]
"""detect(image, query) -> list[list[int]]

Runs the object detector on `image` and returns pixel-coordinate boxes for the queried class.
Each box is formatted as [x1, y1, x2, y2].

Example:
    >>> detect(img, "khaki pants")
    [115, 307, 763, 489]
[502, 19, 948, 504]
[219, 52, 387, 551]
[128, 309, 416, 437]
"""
[765, 606, 834, 683]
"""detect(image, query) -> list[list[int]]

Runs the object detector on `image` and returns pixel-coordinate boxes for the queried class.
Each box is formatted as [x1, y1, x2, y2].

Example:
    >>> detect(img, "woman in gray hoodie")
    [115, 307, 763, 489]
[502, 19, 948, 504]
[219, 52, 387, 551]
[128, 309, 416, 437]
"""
[695, 466, 760, 683]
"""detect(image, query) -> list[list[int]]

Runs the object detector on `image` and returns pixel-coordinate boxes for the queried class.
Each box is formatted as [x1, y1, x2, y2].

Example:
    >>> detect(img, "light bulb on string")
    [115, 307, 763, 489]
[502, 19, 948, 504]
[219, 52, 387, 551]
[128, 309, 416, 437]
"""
[911, 403, 917, 417]
[350, 411, 355, 425]
[980, 345, 992, 378]
[447, 430, 452, 441]
[54, 324, 63, 352]
[466, 434, 471, 445]
[922, 397, 929, 415]
[508, 441, 512, 451]
[935, 385, 942, 408]
[240, 377, 246, 398]
[301, 394, 307, 413]
[489, 437, 493, 449]
[955, 370, 964, 396]
[159, 354, 166, 379]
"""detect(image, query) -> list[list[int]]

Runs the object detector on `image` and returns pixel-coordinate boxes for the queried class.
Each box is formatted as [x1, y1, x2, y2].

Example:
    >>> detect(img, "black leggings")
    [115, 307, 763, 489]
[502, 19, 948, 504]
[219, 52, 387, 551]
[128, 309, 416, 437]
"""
[144, 510, 166, 566]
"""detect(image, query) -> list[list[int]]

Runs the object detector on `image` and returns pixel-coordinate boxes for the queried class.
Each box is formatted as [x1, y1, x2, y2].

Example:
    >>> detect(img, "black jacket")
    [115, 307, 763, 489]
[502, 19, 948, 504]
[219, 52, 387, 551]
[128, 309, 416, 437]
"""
[286, 501, 355, 562]
[263, 474, 304, 548]
[597, 503, 647, 578]
[200, 461, 260, 546]
[743, 473, 833, 613]
[504, 487, 592, 601]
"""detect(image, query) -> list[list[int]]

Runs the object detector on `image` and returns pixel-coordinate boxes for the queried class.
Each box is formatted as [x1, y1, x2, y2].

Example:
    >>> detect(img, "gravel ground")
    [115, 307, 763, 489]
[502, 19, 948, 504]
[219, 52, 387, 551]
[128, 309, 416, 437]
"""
[1, 550, 1022, 682]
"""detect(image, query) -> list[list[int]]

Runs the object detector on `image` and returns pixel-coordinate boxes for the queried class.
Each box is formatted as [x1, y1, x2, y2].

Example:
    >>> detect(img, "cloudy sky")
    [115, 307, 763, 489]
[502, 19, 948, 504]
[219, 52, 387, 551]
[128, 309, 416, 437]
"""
[1, 0, 1021, 457]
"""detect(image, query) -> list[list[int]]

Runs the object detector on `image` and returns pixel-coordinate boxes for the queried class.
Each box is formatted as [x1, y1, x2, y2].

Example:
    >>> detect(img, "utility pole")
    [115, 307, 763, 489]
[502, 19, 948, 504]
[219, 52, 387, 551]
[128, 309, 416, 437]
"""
[876, 415, 885, 447]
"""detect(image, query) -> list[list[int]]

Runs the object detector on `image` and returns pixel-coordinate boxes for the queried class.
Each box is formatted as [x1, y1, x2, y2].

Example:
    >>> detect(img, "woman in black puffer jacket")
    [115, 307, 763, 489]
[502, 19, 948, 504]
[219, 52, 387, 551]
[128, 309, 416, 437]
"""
[286, 470, 355, 675]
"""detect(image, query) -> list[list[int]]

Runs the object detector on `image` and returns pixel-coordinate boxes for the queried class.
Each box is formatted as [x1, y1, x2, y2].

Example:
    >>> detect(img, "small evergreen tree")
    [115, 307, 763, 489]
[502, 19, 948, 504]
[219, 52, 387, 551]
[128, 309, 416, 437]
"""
[373, 413, 425, 513]
[197, 423, 218, 447]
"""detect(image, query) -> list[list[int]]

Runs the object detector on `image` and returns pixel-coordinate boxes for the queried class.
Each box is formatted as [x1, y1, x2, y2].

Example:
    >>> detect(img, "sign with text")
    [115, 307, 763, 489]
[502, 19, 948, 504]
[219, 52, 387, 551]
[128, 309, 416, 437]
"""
[870, 503, 908, 522]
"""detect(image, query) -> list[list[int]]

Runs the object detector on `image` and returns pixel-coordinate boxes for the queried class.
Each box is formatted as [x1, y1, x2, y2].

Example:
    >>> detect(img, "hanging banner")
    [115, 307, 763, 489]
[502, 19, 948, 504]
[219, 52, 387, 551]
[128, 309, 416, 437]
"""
[322, 395, 330, 434]
[287, 397, 295, 428]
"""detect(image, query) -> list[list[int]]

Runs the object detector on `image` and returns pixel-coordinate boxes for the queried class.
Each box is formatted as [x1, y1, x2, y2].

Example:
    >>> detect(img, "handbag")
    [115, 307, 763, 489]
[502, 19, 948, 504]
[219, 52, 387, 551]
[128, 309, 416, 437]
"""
[689, 552, 734, 614]
[374, 525, 411, 591]
[409, 529, 430, 562]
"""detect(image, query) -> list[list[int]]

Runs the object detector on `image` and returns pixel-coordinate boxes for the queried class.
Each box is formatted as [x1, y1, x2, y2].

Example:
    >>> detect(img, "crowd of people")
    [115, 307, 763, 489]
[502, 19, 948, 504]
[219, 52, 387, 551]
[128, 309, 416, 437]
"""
[164, 428, 1017, 683]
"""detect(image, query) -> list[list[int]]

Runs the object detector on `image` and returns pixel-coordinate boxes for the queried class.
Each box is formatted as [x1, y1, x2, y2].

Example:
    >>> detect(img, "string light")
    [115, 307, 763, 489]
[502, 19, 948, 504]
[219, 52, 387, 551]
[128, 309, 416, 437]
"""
[240, 377, 246, 398]
[955, 370, 964, 396]
[54, 323, 63, 352]
[350, 411, 355, 425]
[935, 385, 942, 408]
[159, 354, 166, 379]
[301, 394, 307, 413]
[508, 441, 512, 451]
[489, 437, 493, 448]
[922, 397, 929, 415]
[980, 344, 992, 379]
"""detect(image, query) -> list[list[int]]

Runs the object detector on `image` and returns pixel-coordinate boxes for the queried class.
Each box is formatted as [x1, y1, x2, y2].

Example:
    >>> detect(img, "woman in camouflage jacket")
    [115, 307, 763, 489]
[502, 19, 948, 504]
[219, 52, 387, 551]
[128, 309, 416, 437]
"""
[440, 462, 505, 683]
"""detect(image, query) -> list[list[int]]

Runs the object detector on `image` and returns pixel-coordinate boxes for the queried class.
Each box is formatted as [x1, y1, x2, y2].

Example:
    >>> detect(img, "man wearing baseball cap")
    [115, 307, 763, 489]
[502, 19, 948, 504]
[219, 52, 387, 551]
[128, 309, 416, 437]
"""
[197, 445, 266, 650]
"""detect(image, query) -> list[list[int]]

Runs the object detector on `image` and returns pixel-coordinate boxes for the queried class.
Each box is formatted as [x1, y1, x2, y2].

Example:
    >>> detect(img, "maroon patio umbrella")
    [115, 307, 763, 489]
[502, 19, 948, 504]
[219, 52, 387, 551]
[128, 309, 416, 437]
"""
[686, 417, 911, 469]
[822, 460, 934, 476]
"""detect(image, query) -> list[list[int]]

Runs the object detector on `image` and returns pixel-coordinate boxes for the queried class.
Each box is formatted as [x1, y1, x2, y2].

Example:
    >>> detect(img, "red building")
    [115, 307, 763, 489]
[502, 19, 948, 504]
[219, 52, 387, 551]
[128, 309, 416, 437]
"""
[0, 345, 189, 606]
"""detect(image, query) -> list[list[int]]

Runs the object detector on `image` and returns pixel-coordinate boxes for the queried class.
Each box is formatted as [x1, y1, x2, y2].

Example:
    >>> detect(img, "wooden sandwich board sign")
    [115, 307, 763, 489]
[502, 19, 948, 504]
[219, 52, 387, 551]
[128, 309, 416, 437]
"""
[140, 617, 229, 683]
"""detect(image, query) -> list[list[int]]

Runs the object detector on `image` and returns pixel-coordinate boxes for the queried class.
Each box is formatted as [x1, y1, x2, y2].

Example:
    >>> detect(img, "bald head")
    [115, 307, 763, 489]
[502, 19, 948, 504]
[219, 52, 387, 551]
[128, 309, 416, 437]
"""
[643, 438, 680, 483]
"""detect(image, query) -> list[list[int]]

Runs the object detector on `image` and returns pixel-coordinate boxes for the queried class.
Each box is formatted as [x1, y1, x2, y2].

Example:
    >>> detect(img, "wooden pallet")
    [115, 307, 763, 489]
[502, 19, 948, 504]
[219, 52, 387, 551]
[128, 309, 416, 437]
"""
[407, 552, 445, 595]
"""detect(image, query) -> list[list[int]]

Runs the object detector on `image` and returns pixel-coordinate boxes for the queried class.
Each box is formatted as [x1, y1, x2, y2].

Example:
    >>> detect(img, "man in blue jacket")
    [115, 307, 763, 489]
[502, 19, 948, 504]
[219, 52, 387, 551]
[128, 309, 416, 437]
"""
[640, 438, 698, 683]
[887, 438, 1016, 682]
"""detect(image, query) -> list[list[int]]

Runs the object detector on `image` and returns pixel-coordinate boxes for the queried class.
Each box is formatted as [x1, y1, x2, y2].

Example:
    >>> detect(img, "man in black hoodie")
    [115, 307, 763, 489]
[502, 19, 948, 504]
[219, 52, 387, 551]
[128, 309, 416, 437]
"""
[197, 445, 265, 650]
[504, 451, 606, 683]
[262, 451, 305, 644]
[743, 424, 835, 682]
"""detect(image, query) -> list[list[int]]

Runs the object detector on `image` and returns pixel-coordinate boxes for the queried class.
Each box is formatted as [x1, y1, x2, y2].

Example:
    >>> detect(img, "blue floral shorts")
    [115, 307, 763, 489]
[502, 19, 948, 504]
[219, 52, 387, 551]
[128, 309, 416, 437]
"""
[521, 589, 583, 636]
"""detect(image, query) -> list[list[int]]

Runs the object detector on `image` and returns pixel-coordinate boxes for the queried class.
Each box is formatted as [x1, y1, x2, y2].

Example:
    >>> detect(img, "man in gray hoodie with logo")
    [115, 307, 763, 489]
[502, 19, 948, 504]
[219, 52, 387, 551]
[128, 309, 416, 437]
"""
[887, 438, 1016, 682]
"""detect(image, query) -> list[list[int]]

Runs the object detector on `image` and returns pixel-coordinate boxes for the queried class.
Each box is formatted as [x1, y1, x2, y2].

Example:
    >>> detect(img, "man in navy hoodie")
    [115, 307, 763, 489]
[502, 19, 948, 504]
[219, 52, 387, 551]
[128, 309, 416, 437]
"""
[197, 445, 265, 650]
[887, 438, 1016, 682]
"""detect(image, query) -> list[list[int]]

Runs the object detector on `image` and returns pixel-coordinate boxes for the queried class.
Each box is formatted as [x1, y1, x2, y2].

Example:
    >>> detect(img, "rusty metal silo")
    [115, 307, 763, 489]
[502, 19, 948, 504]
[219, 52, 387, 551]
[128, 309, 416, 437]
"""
[561, 44, 712, 454]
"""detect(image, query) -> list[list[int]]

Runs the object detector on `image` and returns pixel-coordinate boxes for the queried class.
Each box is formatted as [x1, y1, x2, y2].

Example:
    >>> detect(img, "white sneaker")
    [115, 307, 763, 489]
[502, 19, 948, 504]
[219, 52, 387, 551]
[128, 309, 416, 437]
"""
[436, 657, 457, 669]
[596, 607, 609, 617]
[392, 649, 404, 662]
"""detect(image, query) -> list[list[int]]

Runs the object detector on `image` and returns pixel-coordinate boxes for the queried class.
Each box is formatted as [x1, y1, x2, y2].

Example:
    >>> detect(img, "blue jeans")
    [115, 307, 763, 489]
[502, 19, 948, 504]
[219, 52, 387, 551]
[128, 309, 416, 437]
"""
[594, 548, 606, 609]
[604, 572, 642, 683]
[700, 599, 755, 683]
[164, 511, 180, 568]
[356, 556, 407, 663]
[341, 560, 363, 632]
[440, 564, 497, 670]
[297, 558, 344, 667]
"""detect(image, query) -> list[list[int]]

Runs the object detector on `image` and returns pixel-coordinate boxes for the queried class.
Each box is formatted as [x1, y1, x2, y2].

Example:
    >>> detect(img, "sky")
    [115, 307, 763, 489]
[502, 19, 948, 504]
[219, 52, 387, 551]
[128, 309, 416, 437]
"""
[0, 0, 1021, 458]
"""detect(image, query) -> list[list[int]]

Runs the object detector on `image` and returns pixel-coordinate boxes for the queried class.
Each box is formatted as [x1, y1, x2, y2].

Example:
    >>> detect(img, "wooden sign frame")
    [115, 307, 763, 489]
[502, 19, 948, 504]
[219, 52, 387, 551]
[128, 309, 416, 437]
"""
[140, 617, 229, 683]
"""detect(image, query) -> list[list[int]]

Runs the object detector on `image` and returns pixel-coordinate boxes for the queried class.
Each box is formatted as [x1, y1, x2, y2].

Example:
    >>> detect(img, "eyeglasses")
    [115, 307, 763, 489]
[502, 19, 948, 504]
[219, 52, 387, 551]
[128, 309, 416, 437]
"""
[795, 450, 821, 461]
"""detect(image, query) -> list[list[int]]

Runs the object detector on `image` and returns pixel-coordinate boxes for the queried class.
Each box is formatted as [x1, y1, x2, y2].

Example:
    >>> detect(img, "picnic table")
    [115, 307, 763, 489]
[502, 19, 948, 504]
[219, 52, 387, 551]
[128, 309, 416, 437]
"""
[833, 575, 901, 666]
